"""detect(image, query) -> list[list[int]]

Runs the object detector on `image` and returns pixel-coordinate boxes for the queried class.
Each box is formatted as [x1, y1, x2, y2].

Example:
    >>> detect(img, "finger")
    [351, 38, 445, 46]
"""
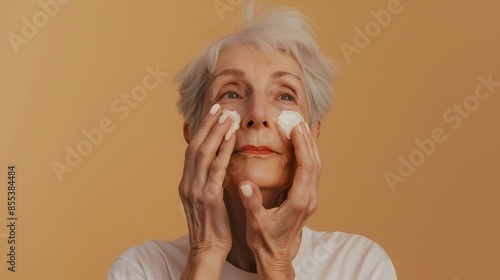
[192, 111, 235, 181]
[180, 105, 234, 199]
[205, 129, 236, 199]
[302, 123, 322, 201]
[184, 104, 222, 169]
[290, 123, 318, 186]
[306, 122, 321, 164]
[238, 181, 264, 218]
[287, 123, 319, 213]
[298, 122, 316, 163]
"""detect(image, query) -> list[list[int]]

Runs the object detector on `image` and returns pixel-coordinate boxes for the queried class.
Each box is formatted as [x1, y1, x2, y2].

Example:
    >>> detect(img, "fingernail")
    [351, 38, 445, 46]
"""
[209, 104, 220, 115]
[297, 125, 304, 135]
[225, 131, 232, 141]
[305, 122, 310, 134]
[241, 184, 253, 197]
[218, 112, 228, 123]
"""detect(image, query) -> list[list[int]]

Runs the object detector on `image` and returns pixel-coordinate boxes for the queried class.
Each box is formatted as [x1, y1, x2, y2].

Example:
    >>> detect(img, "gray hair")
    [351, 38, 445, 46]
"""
[176, 1, 335, 134]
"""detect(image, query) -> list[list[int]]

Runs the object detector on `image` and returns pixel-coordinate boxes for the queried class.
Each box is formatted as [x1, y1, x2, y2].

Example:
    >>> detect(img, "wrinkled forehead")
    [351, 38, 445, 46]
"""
[213, 45, 303, 77]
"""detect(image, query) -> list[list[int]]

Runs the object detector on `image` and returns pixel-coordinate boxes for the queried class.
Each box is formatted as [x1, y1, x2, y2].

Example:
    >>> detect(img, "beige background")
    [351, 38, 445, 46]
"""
[1, 0, 499, 279]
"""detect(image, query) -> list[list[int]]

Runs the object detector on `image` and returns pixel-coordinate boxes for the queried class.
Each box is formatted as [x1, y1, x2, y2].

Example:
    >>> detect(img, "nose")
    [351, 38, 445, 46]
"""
[241, 93, 270, 129]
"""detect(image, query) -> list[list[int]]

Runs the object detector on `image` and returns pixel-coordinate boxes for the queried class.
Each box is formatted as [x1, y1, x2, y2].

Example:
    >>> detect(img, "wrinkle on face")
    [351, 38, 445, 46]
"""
[202, 45, 309, 191]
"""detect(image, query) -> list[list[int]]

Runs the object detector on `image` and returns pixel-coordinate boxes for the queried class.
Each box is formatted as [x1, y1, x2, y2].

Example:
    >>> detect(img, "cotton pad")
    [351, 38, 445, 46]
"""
[223, 110, 241, 133]
[277, 110, 304, 139]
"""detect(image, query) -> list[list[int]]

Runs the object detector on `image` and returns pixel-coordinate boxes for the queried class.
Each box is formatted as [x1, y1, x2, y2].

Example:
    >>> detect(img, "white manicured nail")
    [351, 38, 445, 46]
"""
[225, 131, 232, 141]
[240, 184, 253, 197]
[209, 104, 220, 115]
[305, 122, 310, 134]
[297, 125, 304, 135]
[218, 112, 228, 123]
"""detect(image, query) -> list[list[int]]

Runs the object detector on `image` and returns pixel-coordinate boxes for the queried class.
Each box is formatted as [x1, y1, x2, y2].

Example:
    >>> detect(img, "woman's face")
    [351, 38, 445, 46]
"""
[202, 45, 311, 191]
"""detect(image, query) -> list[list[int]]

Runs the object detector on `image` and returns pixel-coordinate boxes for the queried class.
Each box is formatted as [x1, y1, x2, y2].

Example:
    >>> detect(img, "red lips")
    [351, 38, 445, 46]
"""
[239, 145, 274, 154]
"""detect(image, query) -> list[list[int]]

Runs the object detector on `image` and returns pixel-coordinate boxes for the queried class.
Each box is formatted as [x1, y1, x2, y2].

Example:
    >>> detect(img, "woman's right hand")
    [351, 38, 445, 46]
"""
[178, 104, 236, 279]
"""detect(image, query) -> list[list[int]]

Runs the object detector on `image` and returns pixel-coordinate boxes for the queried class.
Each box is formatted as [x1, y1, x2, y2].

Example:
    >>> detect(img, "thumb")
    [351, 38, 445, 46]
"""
[238, 181, 263, 215]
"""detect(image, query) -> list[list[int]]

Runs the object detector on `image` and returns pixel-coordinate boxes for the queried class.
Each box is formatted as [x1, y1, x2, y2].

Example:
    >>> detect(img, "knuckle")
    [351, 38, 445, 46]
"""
[210, 158, 225, 174]
[196, 145, 212, 161]
[185, 143, 198, 157]
[202, 183, 220, 201]
[291, 198, 309, 211]
[178, 180, 190, 199]
[307, 200, 318, 215]
[179, 175, 204, 199]
[178, 187, 188, 200]
[246, 218, 265, 232]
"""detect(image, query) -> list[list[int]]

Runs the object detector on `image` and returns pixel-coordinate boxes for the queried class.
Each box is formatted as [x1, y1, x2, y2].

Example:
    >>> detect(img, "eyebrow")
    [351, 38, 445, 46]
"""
[211, 68, 245, 82]
[211, 68, 301, 83]
[270, 71, 302, 81]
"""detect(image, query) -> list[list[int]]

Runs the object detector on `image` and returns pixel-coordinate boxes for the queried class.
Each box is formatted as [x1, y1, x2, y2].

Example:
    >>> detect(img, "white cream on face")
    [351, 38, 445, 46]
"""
[277, 110, 304, 139]
[223, 110, 241, 133]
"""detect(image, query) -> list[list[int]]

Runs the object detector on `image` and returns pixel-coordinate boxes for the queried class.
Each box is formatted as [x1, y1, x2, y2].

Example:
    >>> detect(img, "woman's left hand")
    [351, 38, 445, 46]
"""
[238, 121, 321, 280]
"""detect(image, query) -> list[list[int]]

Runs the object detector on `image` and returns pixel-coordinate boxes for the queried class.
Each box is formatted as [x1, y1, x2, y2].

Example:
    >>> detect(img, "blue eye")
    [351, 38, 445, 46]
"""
[221, 91, 240, 99]
[280, 93, 295, 101]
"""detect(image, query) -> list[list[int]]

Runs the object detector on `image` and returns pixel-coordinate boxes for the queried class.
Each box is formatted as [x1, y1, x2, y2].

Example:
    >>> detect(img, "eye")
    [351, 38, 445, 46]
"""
[219, 91, 241, 99]
[279, 93, 295, 101]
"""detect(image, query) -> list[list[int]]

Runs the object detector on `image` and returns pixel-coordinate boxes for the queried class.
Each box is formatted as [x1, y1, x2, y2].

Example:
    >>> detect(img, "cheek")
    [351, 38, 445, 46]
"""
[295, 104, 311, 125]
[218, 100, 244, 112]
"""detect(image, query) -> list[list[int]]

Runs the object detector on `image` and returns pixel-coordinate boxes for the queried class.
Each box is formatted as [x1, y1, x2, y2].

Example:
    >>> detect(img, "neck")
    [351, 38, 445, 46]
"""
[222, 187, 299, 273]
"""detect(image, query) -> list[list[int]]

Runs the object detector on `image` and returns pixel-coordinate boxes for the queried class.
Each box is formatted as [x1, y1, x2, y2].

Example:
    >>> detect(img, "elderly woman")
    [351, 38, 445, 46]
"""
[108, 2, 397, 280]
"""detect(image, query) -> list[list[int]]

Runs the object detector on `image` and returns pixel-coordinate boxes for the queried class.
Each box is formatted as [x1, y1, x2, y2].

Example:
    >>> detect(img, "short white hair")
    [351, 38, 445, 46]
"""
[176, 1, 335, 134]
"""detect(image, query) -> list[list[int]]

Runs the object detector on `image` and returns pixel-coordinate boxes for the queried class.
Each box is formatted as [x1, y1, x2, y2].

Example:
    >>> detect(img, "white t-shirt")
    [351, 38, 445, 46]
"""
[108, 227, 397, 280]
